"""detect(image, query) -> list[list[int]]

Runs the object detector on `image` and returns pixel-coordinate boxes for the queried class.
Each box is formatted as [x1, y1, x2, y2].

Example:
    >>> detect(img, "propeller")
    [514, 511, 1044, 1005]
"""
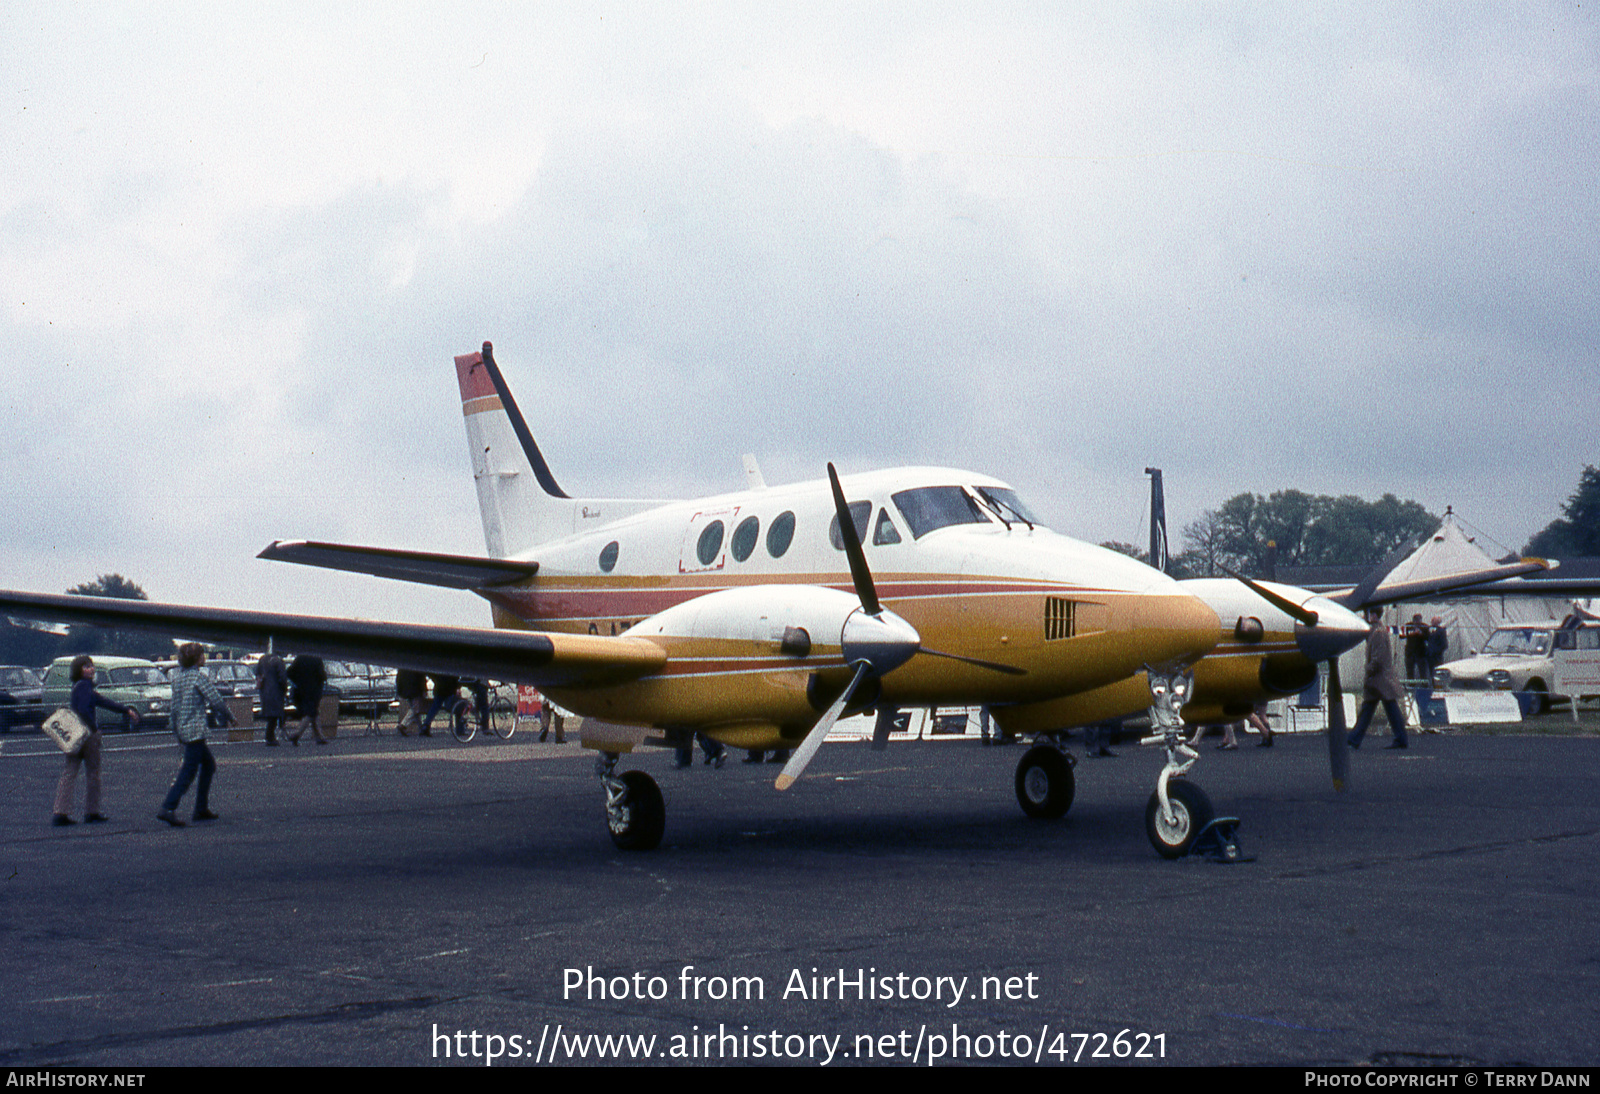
[775, 464, 1026, 789]
[1223, 564, 1370, 792]
[1309, 547, 1420, 793]
[1325, 644, 1351, 792]
[775, 465, 922, 790]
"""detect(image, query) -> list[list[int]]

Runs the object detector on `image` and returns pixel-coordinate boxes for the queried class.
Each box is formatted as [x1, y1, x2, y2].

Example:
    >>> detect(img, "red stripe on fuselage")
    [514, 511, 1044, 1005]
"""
[482, 574, 1123, 627]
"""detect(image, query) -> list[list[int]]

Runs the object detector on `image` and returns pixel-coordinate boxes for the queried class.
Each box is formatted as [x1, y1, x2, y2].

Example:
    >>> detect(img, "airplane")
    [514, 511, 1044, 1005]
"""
[0, 343, 1541, 857]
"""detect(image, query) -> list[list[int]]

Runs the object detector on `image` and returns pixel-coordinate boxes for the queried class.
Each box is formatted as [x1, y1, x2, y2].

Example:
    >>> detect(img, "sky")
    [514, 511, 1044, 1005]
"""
[2, 3, 1597, 629]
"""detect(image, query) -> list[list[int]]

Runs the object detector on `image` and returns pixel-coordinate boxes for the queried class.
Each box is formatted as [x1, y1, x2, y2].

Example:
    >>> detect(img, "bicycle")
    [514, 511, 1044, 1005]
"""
[448, 679, 517, 743]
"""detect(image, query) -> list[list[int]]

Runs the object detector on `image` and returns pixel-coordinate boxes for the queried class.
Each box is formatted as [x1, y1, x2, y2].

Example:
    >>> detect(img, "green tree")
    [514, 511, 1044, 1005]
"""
[68, 574, 148, 600]
[1524, 466, 1600, 556]
[1182, 490, 1438, 577]
[63, 574, 170, 660]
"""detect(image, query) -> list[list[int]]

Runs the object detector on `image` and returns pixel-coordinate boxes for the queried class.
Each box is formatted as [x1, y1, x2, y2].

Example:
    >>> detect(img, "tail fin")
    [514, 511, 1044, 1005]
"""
[454, 342, 668, 558]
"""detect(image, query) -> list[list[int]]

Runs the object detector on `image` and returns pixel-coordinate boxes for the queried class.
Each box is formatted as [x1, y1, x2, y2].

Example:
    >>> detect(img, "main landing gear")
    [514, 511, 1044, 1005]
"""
[1014, 744, 1076, 819]
[597, 753, 664, 851]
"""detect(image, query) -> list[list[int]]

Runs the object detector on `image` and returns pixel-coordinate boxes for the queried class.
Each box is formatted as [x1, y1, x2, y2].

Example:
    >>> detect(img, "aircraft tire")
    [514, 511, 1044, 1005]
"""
[1145, 781, 1214, 859]
[1015, 745, 1074, 819]
[608, 771, 665, 851]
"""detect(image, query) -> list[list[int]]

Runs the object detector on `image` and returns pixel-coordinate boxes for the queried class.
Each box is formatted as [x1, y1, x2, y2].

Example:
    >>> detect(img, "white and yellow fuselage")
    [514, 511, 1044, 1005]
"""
[453, 345, 1366, 749]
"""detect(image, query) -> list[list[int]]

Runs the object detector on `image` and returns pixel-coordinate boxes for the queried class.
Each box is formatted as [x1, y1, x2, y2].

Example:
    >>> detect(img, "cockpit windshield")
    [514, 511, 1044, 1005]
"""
[975, 486, 1046, 529]
[891, 486, 992, 539]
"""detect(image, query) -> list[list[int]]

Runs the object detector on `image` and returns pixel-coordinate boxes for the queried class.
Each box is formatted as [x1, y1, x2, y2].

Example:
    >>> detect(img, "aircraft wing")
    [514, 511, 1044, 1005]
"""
[0, 590, 663, 687]
[258, 540, 538, 589]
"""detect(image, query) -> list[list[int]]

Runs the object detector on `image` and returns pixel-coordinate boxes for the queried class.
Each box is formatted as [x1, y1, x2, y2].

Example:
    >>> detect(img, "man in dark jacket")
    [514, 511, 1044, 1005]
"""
[255, 651, 288, 746]
[286, 654, 328, 745]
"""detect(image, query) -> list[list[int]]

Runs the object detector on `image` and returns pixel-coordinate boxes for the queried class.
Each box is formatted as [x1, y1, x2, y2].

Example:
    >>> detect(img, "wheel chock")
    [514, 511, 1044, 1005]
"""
[1191, 817, 1253, 863]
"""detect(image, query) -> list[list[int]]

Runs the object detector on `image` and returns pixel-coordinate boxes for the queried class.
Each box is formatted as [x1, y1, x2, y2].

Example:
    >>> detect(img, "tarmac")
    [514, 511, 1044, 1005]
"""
[2, 715, 1598, 1067]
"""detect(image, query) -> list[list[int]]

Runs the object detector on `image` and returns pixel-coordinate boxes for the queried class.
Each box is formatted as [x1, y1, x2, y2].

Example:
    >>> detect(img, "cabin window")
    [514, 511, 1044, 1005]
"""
[828, 501, 872, 550]
[696, 521, 725, 567]
[598, 541, 619, 572]
[731, 516, 760, 562]
[873, 508, 902, 545]
[767, 511, 796, 558]
[891, 486, 990, 539]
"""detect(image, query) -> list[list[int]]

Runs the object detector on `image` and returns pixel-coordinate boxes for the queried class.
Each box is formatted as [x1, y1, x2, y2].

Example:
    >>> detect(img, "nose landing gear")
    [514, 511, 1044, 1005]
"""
[1139, 667, 1248, 862]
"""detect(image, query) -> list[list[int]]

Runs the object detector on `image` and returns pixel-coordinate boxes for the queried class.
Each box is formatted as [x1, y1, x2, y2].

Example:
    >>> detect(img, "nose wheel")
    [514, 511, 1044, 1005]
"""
[1144, 780, 1213, 858]
[1139, 666, 1247, 861]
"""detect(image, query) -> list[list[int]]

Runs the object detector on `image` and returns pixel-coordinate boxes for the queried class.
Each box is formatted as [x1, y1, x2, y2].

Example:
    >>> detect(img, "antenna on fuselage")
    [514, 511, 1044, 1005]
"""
[742, 454, 767, 491]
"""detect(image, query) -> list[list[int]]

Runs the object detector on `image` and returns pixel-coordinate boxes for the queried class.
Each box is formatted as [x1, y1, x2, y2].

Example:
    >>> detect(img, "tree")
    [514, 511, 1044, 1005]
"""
[68, 574, 149, 600]
[1178, 509, 1233, 577]
[1181, 490, 1439, 577]
[62, 574, 171, 660]
[1524, 466, 1600, 557]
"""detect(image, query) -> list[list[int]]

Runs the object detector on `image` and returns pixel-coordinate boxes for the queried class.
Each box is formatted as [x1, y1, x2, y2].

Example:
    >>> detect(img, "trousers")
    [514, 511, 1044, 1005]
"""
[162, 740, 216, 814]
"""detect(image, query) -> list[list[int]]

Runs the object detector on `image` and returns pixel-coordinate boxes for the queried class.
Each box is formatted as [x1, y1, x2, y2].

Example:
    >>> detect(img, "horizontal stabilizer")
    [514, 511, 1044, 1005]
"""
[1334, 558, 1554, 608]
[258, 540, 538, 590]
[0, 590, 663, 688]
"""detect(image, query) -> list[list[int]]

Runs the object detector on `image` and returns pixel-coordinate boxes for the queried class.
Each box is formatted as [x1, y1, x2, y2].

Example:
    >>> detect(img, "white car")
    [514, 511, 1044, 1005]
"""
[1431, 622, 1599, 712]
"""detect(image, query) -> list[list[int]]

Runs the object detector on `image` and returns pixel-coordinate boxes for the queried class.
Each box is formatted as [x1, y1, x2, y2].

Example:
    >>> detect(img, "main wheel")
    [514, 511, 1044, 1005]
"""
[450, 698, 476, 743]
[1015, 745, 1075, 819]
[1145, 780, 1215, 859]
[607, 770, 665, 851]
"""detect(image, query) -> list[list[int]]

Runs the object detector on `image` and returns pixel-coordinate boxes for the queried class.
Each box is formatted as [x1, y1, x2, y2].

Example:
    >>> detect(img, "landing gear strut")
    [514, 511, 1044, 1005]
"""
[597, 752, 664, 851]
[1138, 667, 1244, 861]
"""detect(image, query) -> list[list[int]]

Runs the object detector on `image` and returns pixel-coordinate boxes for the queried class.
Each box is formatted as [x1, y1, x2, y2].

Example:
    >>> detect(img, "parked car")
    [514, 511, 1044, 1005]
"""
[40, 655, 171, 729]
[199, 659, 258, 699]
[1431, 621, 1600, 713]
[323, 660, 397, 715]
[196, 659, 259, 724]
[0, 665, 47, 731]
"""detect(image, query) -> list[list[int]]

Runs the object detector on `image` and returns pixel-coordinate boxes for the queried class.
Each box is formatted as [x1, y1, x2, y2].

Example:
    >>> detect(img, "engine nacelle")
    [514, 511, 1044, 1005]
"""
[551, 585, 918, 735]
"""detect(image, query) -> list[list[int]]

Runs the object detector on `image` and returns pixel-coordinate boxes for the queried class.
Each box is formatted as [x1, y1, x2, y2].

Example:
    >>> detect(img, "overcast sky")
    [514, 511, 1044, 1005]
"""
[3, 3, 1596, 629]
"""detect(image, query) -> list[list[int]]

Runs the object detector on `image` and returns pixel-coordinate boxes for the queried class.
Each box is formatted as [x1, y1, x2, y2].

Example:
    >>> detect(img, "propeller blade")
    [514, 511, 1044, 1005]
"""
[1325, 656, 1350, 792]
[828, 463, 880, 616]
[917, 646, 1028, 676]
[1221, 565, 1319, 627]
[776, 662, 869, 791]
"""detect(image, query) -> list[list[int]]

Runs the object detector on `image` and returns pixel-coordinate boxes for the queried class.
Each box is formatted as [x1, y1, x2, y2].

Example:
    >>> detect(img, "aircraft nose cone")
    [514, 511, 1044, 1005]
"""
[841, 607, 921, 675]
[1295, 597, 1372, 663]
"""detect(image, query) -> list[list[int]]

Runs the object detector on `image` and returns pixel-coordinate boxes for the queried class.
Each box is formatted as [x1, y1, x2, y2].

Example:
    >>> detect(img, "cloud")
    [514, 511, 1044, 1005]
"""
[1, 3, 1597, 623]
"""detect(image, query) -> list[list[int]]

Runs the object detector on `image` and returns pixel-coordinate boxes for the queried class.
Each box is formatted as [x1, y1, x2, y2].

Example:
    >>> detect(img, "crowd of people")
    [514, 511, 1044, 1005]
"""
[44, 654, 558, 829]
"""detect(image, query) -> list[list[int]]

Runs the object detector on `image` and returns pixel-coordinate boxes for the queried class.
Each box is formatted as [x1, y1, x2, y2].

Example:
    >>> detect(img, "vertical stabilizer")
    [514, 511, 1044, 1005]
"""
[455, 342, 573, 558]
[454, 342, 673, 559]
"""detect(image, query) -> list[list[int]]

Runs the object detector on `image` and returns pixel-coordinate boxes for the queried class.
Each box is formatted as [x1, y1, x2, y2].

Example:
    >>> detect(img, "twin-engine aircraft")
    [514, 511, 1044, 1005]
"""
[0, 343, 1542, 856]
